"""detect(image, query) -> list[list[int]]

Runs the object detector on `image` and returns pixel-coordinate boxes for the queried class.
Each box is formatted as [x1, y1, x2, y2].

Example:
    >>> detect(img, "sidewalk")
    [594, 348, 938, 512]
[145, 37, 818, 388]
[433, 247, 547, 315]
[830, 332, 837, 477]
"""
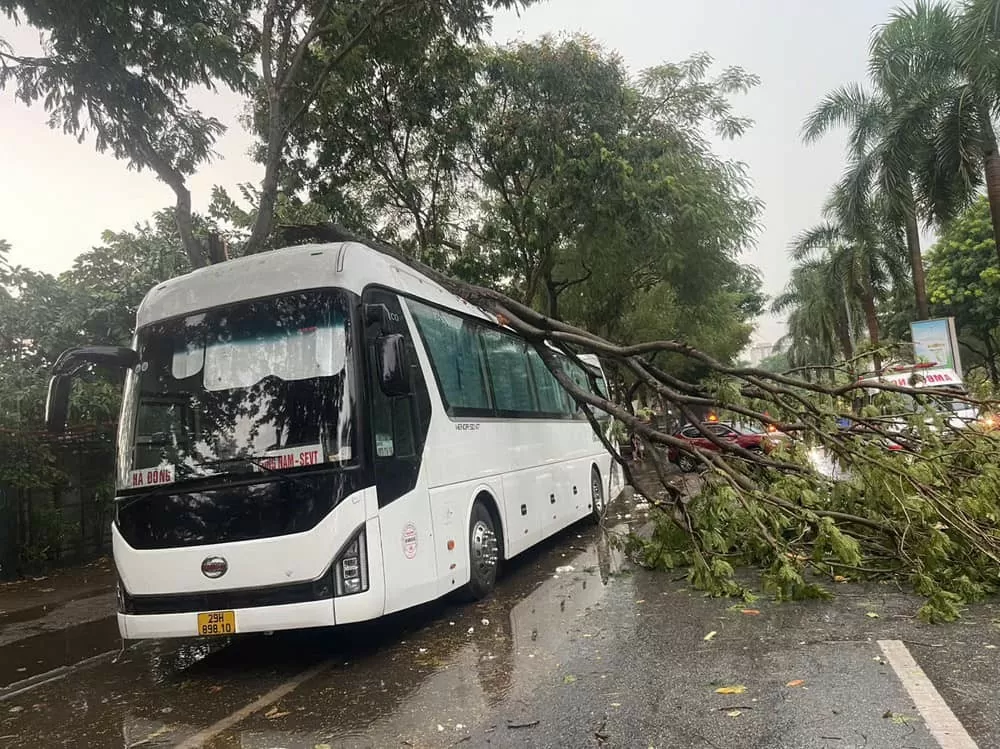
[0, 557, 114, 617]
[0, 557, 118, 696]
[0, 557, 115, 649]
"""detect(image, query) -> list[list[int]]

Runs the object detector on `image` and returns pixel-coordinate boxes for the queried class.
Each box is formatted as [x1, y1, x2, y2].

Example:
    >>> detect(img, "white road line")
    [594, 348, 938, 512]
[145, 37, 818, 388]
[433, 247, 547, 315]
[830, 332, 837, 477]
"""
[878, 639, 979, 749]
[175, 660, 330, 749]
[0, 649, 120, 702]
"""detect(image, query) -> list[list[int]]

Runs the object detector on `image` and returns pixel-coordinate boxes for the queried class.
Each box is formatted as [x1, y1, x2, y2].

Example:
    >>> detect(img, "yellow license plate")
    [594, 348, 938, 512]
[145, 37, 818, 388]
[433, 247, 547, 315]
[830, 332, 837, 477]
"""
[197, 610, 236, 636]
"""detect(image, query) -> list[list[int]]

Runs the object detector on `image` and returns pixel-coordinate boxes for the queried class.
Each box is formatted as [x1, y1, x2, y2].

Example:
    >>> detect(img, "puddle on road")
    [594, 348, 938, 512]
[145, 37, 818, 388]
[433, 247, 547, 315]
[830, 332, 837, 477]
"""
[0, 512, 641, 747]
[0, 615, 120, 689]
[187, 523, 633, 749]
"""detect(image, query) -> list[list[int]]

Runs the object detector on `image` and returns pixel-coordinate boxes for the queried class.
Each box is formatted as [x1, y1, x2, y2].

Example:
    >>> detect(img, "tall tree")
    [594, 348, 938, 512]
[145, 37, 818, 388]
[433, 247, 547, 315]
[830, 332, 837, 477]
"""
[789, 197, 907, 374]
[0, 0, 258, 268]
[281, 9, 481, 265]
[803, 84, 934, 319]
[246, 0, 531, 258]
[468, 44, 759, 321]
[0, 0, 529, 268]
[465, 36, 632, 315]
[869, 0, 1000, 266]
[772, 258, 857, 367]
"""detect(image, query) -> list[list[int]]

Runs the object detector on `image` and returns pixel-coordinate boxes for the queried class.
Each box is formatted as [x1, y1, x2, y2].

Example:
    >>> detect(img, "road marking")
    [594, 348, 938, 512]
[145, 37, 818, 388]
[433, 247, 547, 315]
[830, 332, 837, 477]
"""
[878, 639, 979, 749]
[175, 660, 329, 748]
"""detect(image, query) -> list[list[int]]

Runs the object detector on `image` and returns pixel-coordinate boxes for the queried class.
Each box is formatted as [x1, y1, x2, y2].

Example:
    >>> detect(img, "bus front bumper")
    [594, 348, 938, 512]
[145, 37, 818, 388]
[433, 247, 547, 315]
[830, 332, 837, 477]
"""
[118, 599, 335, 640]
[117, 589, 386, 640]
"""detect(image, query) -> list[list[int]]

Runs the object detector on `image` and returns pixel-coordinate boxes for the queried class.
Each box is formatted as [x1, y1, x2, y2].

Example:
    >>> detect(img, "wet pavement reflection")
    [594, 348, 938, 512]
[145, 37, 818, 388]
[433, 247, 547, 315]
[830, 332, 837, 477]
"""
[0, 615, 119, 688]
[204, 525, 627, 748]
[0, 518, 624, 748]
[3, 499, 998, 749]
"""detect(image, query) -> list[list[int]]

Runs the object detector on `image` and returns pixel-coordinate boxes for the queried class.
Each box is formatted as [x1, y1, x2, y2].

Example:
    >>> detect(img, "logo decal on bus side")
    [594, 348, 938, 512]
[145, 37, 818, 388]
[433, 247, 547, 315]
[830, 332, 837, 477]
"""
[402, 523, 418, 559]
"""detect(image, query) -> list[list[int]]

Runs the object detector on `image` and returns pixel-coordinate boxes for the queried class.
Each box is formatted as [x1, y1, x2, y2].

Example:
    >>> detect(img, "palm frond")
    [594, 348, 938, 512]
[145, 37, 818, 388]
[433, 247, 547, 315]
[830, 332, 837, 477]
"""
[830, 154, 878, 232]
[789, 222, 841, 261]
[870, 0, 961, 93]
[957, 0, 1000, 99]
[802, 84, 885, 155]
[932, 82, 983, 194]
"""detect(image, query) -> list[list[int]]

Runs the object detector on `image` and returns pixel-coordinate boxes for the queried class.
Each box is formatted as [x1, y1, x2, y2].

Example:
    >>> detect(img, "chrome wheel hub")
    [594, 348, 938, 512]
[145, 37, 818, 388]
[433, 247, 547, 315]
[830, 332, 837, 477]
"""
[471, 520, 498, 579]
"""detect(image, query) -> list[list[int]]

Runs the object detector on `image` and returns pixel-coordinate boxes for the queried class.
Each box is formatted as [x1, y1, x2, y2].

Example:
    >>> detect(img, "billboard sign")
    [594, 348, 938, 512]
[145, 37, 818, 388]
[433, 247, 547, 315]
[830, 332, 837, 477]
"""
[910, 317, 963, 377]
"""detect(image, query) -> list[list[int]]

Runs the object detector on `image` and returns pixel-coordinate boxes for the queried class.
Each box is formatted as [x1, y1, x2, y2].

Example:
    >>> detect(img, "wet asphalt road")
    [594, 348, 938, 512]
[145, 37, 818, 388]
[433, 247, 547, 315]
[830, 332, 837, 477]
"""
[1, 509, 999, 748]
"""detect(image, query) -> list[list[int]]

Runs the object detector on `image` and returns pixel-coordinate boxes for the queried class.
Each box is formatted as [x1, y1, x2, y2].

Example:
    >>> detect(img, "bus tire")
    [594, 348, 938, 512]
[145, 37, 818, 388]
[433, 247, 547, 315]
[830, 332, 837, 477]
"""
[461, 500, 499, 601]
[590, 466, 605, 523]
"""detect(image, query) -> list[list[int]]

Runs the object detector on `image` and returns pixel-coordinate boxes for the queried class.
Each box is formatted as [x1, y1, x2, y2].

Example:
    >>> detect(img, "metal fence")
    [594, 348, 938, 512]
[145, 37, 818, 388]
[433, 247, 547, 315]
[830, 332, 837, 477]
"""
[0, 426, 116, 580]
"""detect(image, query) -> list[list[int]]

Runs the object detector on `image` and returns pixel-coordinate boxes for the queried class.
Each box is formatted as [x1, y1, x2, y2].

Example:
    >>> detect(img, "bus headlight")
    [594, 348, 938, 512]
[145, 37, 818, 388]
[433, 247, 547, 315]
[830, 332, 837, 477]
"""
[334, 528, 369, 597]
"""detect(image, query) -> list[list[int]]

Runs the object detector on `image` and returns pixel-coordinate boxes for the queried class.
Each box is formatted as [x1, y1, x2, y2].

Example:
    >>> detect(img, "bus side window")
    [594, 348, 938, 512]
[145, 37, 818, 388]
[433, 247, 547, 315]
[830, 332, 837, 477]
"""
[561, 357, 592, 418]
[406, 299, 492, 416]
[526, 347, 566, 416]
[480, 328, 538, 415]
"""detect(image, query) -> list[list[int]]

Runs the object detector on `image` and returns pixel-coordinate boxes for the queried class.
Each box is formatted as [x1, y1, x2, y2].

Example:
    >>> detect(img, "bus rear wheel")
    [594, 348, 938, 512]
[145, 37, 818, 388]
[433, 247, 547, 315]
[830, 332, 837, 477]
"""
[590, 467, 605, 523]
[461, 500, 499, 600]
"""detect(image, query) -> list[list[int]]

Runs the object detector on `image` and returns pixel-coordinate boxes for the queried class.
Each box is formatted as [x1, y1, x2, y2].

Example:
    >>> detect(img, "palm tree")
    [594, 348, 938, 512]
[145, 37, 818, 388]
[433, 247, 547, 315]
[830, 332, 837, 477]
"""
[772, 258, 857, 369]
[790, 195, 908, 374]
[870, 0, 1000, 267]
[802, 83, 934, 319]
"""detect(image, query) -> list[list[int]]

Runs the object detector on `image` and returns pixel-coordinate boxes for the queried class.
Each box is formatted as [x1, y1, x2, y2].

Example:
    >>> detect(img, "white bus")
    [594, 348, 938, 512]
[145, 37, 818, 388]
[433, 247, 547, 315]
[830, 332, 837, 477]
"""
[46, 241, 621, 640]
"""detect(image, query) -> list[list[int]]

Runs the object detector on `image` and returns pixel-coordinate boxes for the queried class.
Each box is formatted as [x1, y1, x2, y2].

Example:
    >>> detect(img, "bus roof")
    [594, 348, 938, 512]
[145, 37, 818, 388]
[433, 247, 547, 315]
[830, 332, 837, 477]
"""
[136, 241, 497, 329]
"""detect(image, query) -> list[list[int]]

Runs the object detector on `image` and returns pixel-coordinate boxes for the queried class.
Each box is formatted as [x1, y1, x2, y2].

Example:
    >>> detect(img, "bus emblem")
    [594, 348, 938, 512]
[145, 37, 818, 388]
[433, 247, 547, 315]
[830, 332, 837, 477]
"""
[402, 523, 418, 559]
[201, 556, 228, 579]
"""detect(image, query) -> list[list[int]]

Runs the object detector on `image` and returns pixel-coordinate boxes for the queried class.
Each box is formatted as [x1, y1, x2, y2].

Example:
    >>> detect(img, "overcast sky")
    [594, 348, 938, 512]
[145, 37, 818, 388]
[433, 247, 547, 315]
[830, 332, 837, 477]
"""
[0, 0, 901, 343]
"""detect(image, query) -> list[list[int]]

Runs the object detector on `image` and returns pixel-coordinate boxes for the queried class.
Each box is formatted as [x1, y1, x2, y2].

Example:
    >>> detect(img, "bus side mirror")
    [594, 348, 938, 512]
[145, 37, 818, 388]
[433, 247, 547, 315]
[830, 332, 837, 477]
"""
[45, 345, 139, 433]
[45, 374, 74, 434]
[376, 334, 411, 397]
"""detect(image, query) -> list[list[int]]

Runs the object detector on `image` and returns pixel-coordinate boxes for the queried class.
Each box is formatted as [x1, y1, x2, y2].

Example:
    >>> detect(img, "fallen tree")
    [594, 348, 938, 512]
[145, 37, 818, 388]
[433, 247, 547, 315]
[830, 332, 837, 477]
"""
[286, 224, 1000, 622]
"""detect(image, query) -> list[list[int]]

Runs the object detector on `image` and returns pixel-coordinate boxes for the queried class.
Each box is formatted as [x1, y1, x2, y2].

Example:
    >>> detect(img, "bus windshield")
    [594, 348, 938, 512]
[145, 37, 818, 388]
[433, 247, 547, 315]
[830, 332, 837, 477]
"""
[117, 290, 355, 490]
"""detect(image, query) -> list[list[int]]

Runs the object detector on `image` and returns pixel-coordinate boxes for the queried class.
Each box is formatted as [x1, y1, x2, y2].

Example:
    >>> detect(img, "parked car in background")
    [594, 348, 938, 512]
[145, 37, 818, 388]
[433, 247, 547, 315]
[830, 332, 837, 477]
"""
[668, 421, 784, 472]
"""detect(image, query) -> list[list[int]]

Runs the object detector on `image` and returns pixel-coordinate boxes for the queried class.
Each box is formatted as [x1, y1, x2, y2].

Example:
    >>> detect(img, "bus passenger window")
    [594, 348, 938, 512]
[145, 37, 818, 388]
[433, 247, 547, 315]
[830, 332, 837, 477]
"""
[480, 329, 537, 415]
[527, 348, 565, 415]
[407, 299, 492, 414]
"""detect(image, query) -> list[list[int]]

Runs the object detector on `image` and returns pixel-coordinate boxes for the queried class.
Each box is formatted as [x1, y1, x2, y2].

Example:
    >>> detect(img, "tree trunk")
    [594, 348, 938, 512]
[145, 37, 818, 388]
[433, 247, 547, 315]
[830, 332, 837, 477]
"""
[138, 142, 206, 268]
[835, 312, 854, 364]
[860, 288, 882, 374]
[244, 128, 283, 257]
[984, 332, 999, 387]
[625, 379, 642, 415]
[903, 204, 929, 320]
[545, 278, 560, 321]
[171, 185, 205, 270]
[979, 115, 1000, 268]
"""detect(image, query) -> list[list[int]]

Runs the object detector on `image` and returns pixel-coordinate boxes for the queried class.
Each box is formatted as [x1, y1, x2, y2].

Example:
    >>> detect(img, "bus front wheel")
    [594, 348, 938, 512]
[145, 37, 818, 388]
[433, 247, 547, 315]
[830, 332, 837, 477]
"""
[462, 500, 499, 600]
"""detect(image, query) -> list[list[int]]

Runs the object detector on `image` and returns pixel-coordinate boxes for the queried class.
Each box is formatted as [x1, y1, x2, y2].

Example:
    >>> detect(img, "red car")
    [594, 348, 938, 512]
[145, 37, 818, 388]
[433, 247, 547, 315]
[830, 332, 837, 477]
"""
[668, 421, 780, 472]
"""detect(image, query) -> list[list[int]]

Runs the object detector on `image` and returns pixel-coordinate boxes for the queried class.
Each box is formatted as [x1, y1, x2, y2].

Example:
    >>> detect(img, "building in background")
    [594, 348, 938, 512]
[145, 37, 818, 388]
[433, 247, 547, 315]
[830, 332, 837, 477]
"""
[747, 341, 775, 367]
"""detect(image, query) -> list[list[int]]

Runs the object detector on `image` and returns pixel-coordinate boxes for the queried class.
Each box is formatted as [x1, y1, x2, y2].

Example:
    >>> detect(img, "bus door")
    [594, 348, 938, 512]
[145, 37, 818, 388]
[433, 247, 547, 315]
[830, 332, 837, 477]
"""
[363, 288, 435, 614]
